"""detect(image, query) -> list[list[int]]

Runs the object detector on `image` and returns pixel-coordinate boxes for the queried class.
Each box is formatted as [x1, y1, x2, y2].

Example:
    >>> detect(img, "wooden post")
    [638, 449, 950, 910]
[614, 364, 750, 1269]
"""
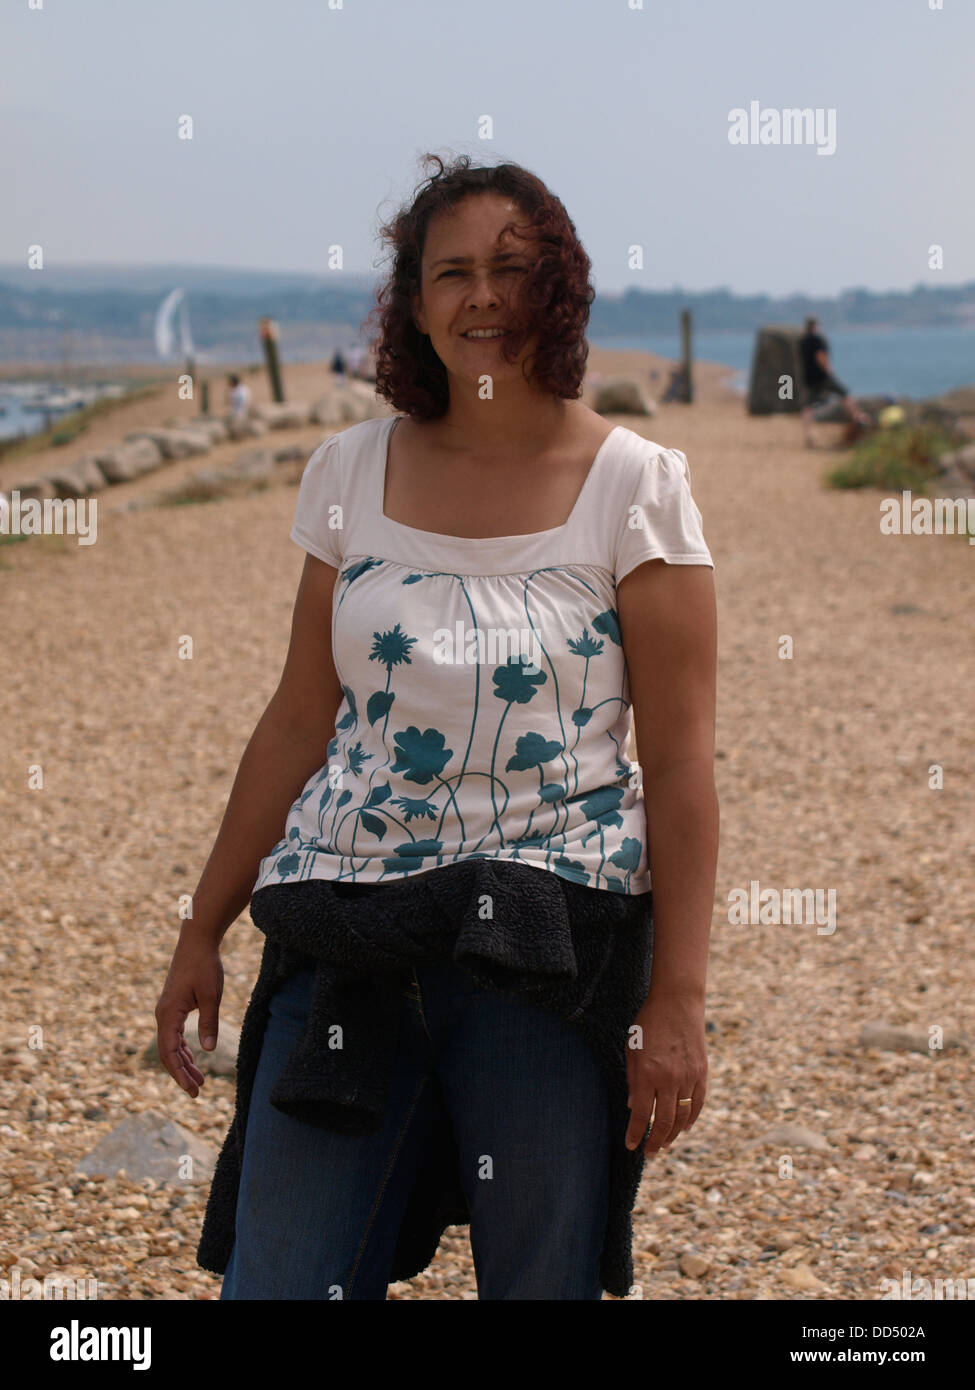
[259, 317, 285, 403]
[680, 309, 693, 404]
[200, 378, 210, 416]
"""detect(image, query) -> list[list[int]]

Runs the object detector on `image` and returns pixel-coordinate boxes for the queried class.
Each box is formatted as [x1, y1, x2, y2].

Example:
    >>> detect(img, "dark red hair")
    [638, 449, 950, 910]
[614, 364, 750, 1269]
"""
[361, 153, 595, 421]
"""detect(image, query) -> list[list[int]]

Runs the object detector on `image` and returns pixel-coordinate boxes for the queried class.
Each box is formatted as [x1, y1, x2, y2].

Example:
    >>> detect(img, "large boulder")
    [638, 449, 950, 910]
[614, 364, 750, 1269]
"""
[593, 378, 655, 416]
[125, 426, 212, 459]
[167, 449, 273, 503]
[225, 415, 269, 440]
[310, 395, 344, 426]
[45, 454, 107, 498]
[94, 437, 163, 483]
[747, 325, 804, 415]
[10, 476, 57, 501]
[253, 401, 312, 429]
[164, 416, 229, 445]
[75, 1111, 217, 1184]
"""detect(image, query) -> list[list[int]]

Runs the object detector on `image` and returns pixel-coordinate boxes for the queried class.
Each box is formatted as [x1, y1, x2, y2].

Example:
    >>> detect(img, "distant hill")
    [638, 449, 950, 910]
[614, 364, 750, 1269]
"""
[0, 265, 972, 365]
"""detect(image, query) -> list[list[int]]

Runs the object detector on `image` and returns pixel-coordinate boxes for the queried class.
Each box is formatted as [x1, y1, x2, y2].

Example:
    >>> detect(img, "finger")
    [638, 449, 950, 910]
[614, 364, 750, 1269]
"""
[625, 1089, 654, 1151]
[197, 997, 220, 1052]
[643, 1089, 678, 1156]
[161, 1024, 203, 1093]
[681, 1081, 706, 1133]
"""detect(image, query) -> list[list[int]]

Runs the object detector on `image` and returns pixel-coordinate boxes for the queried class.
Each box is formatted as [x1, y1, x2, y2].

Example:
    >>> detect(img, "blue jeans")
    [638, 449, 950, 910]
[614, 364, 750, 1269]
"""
[220, 958, 611, 1300]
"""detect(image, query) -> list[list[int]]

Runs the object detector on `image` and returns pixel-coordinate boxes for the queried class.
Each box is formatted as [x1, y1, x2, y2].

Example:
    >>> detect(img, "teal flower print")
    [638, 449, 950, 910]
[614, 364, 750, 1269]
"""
[610, 837, 642, 871]
[505, 732, 564, 773]
[390, 726, 454, 785]
[580, 785, 625, 829]
[553, 855, 589, 883]
[346, 741, 371, 776]
[381, 839, 444, 876]
[336, 685, 357, 731]
[393, 796, 438, 824]
[274, 852, 301, 879]
[369, 622, 417, 671]
[592, 609, 622, 645]
[609, 835, 643, 890]
[492, 656, 547, 704]
[567, 628, 605, 659]
[342, 558, 382, 585]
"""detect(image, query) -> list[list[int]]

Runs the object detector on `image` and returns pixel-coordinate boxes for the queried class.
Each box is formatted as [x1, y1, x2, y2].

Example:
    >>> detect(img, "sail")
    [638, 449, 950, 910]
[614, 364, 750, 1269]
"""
[155, 289, 195, 360]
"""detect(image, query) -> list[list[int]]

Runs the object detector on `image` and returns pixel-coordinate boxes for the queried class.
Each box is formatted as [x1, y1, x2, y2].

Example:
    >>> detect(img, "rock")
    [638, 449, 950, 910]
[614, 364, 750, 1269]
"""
[173, 418, 228, 445]
[853, 1143, 879, 1161]
[273, 444, 309, 464]
[225, 416, 269, 440]
[858, 1022, 968, 1055]
[747, 325, 802, 416]
[781, 1264, 827, 1293]
[937, 442, 975, 481]
[253, 402, 312, 430]
[758, 1122, 830, 1152]
[75, 1111, 217, 1184]
[8, 477, 56, 501]
[678, 1251, 710, 1278]
[125, 427, 211, 459]
[166, 450, 272, 503]
[310, 396, 344, 426]
[45, 455, 106, 498]
[94, 437, 163, 484]
[142, 1010, 239, 1077]
[593, 378, 655, 416]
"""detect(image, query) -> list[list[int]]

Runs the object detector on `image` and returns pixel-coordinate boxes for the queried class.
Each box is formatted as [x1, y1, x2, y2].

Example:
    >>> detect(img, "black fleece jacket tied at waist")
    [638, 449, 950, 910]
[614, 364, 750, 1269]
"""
[196, 857, 654, 1299]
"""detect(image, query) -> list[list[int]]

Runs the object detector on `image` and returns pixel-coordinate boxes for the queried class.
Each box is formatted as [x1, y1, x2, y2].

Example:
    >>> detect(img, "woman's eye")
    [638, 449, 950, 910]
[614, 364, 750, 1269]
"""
[438, 267, 526, 278]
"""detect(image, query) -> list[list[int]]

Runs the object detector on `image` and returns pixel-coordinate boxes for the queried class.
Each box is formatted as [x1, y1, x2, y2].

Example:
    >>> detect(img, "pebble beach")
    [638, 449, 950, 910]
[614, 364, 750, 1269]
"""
[2, 347, 973, 1301]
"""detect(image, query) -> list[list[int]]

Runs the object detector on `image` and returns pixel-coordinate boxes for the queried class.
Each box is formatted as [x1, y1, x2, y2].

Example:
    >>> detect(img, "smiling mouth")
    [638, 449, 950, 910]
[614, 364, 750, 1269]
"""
[461, 329, 508, 340]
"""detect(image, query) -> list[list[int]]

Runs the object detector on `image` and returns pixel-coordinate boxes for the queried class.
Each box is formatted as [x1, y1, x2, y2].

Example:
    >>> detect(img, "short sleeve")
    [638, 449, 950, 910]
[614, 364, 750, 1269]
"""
[290, 434, 344, 568]
[614, 446, 714, 583]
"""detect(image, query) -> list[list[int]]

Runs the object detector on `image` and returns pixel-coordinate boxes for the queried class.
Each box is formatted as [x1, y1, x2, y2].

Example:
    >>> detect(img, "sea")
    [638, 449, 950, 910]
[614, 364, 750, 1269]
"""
[2, 324, 972, 442]
[591, 324, 975, 401]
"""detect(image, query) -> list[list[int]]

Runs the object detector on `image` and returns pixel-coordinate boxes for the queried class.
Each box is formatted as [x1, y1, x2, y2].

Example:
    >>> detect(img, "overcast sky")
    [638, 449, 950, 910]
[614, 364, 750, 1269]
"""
[3, 0, 972, 298]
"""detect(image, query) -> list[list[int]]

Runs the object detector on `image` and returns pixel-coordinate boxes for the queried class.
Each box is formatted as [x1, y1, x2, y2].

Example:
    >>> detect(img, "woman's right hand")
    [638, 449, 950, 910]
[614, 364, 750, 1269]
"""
[154, 927, 225, 1098]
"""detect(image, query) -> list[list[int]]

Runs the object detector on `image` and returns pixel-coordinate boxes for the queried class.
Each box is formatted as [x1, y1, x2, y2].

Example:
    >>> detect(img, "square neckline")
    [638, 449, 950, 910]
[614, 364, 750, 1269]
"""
[378, 414, 624, 544]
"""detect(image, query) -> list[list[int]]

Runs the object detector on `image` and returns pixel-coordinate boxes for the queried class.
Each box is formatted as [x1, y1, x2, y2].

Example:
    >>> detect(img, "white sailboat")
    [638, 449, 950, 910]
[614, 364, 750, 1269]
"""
[154, 289, 196, 361]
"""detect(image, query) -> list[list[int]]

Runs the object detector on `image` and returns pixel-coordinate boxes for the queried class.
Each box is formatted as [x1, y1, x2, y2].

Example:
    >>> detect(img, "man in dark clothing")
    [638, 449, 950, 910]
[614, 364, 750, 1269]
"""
[798, 315, 868, 447]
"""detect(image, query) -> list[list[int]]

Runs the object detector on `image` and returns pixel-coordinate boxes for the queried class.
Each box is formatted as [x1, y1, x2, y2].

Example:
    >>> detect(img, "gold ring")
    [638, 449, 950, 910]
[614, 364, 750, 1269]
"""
[677, 1098, 692, 1106]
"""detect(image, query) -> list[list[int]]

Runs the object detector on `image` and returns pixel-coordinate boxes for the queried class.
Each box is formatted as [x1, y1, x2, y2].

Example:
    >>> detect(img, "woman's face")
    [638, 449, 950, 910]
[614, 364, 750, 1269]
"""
[412, 192, 539, 387]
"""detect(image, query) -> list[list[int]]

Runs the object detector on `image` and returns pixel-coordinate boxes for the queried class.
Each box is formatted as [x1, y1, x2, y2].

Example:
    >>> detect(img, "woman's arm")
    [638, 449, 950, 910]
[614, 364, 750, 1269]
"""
[155, 553, 344, 1095]
[616, 559, 719, 1154]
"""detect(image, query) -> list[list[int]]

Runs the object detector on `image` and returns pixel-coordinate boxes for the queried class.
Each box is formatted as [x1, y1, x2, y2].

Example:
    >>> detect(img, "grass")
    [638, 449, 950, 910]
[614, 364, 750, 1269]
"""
[825, 424, 960, 494]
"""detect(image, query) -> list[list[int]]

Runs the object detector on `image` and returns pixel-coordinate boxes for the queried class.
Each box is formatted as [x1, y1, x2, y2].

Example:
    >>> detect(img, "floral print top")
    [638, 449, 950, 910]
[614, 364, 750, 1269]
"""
[253, 414, 713, 896]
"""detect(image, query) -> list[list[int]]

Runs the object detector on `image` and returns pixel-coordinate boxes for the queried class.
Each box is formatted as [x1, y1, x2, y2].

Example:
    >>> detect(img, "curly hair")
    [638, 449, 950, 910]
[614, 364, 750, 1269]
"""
[361, 153, 595, 421]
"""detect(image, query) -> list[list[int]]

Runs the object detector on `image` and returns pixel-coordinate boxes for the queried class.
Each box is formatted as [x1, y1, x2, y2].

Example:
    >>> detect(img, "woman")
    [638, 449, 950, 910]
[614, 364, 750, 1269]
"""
[155, 154, 719, 1301]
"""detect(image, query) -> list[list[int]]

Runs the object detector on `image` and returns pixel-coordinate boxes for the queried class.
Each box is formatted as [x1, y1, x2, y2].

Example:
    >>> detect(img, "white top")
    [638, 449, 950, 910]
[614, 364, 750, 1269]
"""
[253, 414, 714, 896]
[229, 383, 251, 415]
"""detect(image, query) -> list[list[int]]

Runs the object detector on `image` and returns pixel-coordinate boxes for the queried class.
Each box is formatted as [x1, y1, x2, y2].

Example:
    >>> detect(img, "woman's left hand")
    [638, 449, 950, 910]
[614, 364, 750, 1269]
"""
[624, 994, 708, 1156]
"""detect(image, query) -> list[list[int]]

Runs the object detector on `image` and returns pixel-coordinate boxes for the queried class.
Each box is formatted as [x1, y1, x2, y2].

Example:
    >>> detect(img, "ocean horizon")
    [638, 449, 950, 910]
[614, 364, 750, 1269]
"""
[592, 323, 975, 402]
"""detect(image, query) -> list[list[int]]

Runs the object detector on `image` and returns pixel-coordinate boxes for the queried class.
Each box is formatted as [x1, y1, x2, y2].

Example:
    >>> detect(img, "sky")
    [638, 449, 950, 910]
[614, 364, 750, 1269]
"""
[2, 0, 973, 299]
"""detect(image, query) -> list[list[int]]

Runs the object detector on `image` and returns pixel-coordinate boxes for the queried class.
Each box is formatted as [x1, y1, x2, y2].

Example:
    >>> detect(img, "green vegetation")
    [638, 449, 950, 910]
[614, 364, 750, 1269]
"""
[825, 424, 959, 494]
